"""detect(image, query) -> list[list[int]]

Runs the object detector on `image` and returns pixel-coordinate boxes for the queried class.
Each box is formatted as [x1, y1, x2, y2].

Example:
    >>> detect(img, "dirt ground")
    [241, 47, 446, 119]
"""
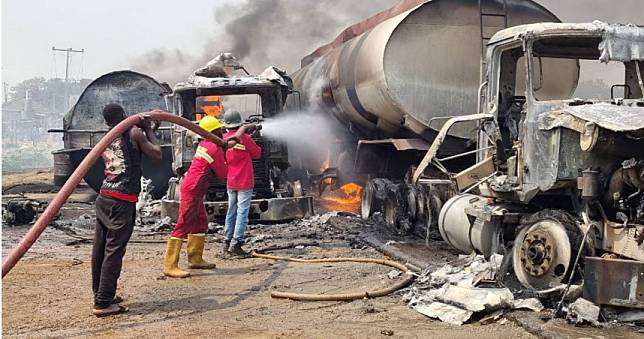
[1, 170, 641, 338]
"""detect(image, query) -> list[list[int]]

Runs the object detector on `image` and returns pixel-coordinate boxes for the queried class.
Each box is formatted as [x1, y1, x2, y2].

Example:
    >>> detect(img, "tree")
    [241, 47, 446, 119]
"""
[8, 77, 93, 113]
[9, 77, 47, 103]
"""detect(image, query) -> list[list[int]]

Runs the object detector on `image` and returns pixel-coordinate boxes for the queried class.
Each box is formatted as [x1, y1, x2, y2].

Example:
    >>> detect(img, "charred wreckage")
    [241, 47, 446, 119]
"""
[291, 0, 644, 310]
[51, 55, 313, 223]
[48, 0, 643, 313]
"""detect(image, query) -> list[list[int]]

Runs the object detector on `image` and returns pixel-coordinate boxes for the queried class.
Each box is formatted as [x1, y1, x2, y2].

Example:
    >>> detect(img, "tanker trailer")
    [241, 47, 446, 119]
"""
[291, 0, 577, 233]
[49, 71, 174, 198]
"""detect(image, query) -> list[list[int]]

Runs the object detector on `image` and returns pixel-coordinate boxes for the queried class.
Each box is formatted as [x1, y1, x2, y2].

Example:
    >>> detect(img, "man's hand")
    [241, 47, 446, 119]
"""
[225, 136, 240, 150]
[234, 124, 254, 139]
[138, 114, 154, 131]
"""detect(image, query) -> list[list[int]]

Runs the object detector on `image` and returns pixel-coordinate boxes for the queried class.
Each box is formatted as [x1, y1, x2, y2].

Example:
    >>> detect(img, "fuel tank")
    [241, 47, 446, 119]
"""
[56, 71, 173, 198]
[292, 0, 574, 142]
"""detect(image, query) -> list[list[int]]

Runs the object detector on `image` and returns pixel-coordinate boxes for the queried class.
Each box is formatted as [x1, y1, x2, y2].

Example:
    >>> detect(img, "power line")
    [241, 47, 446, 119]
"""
[51, 47, 84, 82]
[51, 46, 84, 111]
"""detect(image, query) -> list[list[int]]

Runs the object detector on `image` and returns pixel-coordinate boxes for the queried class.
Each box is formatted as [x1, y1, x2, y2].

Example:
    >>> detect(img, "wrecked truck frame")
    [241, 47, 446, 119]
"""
[161, 69, 313, 222]
[411, 22, 643, 306]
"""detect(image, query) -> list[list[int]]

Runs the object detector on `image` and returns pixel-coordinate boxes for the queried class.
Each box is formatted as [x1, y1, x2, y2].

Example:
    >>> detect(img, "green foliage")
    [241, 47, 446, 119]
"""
[8, 77, 93, 112]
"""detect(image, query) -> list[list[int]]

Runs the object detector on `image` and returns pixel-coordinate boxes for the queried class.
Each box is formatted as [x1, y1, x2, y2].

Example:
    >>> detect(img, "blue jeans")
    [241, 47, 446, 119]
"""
[224, 189, 253, 244]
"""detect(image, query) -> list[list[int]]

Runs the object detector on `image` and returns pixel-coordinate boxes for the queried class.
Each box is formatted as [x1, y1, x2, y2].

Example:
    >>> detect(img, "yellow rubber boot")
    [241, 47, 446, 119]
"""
[163, 237, 190, 278]
[187, 233, 217, 269]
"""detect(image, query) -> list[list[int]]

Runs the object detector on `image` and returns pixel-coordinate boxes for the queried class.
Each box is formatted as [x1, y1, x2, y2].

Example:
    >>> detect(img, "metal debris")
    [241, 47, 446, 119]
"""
[566, 298, 601, 325]
[479, 309, 504, 325]
[136, 178, 161, 223]
[439, 285, 514, 312]
[604, 309, 644, 325]
[411, 301, 473, 326]
[536, 284, 583, 302]
[404, 254, 515, 325]
[318, 211, 339, 224]
[512, 298, 544, 313]
[416, 253, 503, 288]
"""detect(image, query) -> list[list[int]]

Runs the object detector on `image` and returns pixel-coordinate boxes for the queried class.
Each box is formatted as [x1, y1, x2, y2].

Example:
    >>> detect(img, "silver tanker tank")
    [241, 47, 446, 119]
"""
[292, 0, 578, 149]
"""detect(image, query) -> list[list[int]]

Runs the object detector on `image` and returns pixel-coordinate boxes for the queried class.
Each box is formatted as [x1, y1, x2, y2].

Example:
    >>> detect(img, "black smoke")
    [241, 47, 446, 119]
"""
[130, 0, 398, 85]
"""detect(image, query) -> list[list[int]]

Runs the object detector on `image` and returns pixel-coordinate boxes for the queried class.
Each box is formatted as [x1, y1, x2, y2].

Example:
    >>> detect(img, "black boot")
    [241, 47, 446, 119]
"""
[221, 240, 231, 257]
[229, 241, 250, 258]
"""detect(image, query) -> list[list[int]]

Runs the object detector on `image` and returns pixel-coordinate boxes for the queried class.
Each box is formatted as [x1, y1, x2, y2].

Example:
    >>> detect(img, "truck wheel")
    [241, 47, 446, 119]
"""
[424, 192, 443, 241]
[405, 185, 418, 222]
[165, 177, 181, 201]
[511, 210, 593, 290]
[416, 187, 426, 222]
[384, 196, 398, 229]
[361, 180, 378, 220]
[287, 180, 304, 197]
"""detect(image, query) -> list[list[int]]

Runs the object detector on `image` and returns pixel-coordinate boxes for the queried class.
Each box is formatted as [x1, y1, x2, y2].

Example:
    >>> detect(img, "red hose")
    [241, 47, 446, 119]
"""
[2, 111, 227, 277]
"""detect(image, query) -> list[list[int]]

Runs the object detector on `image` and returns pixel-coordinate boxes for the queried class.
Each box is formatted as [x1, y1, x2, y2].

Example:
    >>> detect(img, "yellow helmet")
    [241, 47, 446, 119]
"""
[198, 115, 222, 132]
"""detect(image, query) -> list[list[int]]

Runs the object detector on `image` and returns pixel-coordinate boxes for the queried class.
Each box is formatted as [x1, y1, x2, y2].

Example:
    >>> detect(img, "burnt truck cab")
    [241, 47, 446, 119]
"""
[161, 67, 313, 221]
[477, 22, 644, 298]
[415, 22, 644, 297]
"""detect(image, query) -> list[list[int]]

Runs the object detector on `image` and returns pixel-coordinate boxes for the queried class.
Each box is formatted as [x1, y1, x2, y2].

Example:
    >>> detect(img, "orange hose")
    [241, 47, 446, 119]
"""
[251, 252, 415, 301]
[2, 111, 229, 277]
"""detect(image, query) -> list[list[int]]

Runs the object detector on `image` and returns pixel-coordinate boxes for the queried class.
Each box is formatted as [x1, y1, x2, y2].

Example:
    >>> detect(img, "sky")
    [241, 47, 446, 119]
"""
[1, 0, 219, 85]
[2, 0, 643, 88]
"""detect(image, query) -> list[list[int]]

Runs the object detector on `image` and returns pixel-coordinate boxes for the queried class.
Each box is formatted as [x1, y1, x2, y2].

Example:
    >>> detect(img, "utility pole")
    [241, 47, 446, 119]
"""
[51, 46, 84, 110]
[52, 47, 84, 82]
[2, 82, 8, 103]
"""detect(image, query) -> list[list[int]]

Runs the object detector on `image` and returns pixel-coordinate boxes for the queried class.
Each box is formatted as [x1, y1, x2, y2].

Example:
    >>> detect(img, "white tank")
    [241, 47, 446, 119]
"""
[292, 0, 579, 143]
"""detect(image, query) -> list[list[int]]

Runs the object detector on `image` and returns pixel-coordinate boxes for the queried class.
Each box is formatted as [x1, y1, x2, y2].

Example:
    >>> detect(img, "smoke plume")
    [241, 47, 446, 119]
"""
[129, 0, 398, 85]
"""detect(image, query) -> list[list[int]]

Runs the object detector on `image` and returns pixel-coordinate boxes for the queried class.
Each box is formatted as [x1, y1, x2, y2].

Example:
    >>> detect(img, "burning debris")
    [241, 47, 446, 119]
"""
[319, 183, 363, 214]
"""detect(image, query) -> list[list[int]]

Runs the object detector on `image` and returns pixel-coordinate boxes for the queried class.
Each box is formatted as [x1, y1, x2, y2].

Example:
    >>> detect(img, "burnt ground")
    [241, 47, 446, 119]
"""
[2, 170, 642, 338]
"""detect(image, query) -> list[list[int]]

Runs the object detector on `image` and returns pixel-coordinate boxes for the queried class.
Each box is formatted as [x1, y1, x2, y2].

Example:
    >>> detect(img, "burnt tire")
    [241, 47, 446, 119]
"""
[424, 191, 443, 241]
[384, 196, 398, 229]
[361, 180, 379, 220]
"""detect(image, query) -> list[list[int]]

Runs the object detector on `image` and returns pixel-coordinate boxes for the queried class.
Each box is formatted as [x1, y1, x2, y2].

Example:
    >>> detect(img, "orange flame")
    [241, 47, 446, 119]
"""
[320, 183, 363, 213]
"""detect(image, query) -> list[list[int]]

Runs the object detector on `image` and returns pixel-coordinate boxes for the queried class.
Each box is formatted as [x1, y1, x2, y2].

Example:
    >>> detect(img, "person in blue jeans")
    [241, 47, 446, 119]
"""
[224, 190, 253, 255]
[222, 111, 261, 256]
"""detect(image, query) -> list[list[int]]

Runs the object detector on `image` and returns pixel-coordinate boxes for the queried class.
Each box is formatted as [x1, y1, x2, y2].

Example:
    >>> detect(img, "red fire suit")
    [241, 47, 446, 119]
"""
[170, 139, 227, 238]
[223, 130, 262, 190]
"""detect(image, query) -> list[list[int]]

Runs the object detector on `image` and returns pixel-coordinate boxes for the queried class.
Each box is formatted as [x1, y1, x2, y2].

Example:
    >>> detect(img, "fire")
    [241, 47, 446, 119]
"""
[320, 182, 363, 213]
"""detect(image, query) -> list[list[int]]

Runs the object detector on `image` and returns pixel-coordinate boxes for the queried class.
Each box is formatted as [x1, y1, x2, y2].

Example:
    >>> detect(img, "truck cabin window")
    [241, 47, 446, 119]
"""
[192, 94, 262, 122]
[529, 36, 643, 101]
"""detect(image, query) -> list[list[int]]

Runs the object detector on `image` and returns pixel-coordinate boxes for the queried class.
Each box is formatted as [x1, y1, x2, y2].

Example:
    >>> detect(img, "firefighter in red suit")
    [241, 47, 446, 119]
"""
[163, 116, 245, 278]
[222, 110, 262, 257]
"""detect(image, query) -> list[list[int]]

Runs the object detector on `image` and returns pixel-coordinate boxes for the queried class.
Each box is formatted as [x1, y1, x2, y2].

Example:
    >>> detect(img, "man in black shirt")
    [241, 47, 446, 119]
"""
[92, 104, 161, 317]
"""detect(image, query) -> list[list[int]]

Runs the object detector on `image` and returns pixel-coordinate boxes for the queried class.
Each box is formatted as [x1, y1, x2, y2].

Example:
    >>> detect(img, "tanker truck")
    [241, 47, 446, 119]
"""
[292, 0, 570, 233]
[51, 64, 313, 222]
[161, 65, 313, 221]
[293, 0, 644, 300]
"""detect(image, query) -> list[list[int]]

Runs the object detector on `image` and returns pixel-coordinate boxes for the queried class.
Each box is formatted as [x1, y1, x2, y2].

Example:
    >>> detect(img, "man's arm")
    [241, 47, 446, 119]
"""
[243, 134, 262, 160]
[208, 145, 228, 180]
[131, 122, 162, 162]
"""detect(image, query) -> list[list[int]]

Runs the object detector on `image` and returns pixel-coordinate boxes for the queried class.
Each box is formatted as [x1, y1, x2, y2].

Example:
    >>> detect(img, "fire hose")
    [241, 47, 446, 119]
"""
[251, 251, 415, 301]
[2, 111, 235, 278]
